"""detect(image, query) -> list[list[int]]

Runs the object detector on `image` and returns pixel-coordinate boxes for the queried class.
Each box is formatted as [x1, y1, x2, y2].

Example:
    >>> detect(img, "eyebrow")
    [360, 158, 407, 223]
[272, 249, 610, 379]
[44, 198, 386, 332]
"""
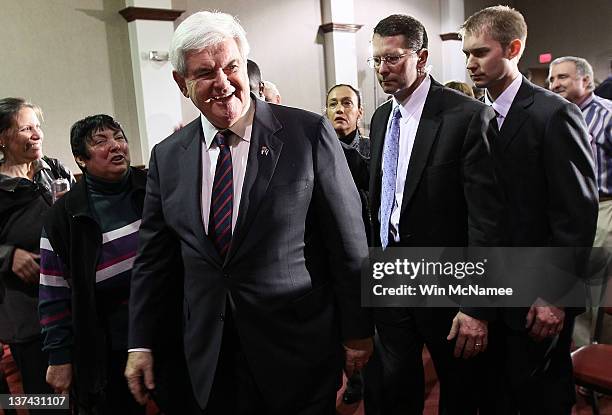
[463, 47, 489, 54]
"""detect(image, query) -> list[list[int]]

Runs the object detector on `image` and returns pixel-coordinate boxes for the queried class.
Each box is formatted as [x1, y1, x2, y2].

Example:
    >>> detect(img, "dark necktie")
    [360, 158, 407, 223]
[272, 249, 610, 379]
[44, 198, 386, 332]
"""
[209, 131, 233, 258]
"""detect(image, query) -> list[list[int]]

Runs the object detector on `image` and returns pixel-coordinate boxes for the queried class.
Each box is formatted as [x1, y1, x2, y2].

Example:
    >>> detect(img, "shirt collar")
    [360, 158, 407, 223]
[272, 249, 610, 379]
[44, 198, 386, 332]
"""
[0, 158, 49, 191]
[578, 92, 595, 111]
[201, 97, 254, 149]
[485, 75, 522, 118]
[392, 75, 431, 119]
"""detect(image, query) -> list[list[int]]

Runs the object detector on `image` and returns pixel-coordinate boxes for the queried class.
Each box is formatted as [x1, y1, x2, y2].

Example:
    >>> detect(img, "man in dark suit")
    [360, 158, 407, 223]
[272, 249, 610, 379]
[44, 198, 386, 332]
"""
[124, 11, 373, 415]
[462, 6, 598, 414]
[364, 14, 502, 415]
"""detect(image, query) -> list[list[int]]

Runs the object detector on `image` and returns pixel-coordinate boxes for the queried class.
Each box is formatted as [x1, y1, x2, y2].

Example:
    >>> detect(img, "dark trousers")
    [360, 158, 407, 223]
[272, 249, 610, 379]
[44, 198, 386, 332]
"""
[364, 307, 483, 415]
[8, 336, 69, 414]
[478, 316, 576, 415]
[202, 306, 336, 415]
[75, 351, 144, 415]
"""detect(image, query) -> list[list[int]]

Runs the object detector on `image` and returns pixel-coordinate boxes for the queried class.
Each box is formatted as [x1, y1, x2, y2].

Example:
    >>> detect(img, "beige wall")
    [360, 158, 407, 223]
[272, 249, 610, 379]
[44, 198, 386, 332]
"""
[4, 0, 609, 171]
[0, 0, 141, 172]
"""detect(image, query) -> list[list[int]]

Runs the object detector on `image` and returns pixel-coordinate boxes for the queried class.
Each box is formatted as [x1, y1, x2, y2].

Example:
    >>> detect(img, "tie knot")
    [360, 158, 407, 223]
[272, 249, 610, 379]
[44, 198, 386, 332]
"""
[214, 130, 230, 148]
[393, 106, 402, 120]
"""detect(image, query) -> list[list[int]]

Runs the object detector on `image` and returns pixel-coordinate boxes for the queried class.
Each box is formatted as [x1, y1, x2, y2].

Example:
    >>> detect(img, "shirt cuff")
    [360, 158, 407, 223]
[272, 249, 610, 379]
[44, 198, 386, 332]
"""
[128, 348, 152, 353]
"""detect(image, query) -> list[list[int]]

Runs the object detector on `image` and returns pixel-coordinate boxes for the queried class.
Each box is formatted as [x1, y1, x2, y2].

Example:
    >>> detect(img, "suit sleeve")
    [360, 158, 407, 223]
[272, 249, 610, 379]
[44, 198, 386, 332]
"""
[462, 104, 505, 247]
[544, 103, 598, 247]
[541, 103, 598, 306]
[460, 104, 506, 321]
[312, 116, 374, 340]
[129, 147, 182, 349]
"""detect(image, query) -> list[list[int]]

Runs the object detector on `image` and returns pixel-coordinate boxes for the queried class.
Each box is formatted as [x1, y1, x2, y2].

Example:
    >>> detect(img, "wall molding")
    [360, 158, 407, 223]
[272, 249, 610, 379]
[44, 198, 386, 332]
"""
[439, 32, 461, 41]
[119, 7, 184, 23]
[319, 22, 363, 34]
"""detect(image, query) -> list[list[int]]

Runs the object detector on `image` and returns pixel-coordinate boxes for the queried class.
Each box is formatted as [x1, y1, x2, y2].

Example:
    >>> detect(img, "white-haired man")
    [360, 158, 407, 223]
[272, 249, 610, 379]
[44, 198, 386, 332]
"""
[262, 80, 282, 104]
[549, 56, 612, 346]
[124, 10, 373, 415]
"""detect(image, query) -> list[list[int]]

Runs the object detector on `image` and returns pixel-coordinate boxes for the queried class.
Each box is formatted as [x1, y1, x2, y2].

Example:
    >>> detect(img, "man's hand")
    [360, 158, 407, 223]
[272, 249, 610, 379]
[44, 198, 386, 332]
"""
[46, 364, 72, 394]
[525, 297, 564, 341]
[343, 337, 374, 377]
[447, 311, 488, 359]
[12, 248, 40, 283]
[125, 351, 155, 405]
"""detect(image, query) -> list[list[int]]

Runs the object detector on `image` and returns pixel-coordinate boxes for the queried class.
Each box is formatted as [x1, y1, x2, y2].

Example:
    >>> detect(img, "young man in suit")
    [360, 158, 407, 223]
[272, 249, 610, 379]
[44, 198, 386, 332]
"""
[124, 11, 373, 414]
[462, 6, 598, 414]
[364, 14, 502, 415]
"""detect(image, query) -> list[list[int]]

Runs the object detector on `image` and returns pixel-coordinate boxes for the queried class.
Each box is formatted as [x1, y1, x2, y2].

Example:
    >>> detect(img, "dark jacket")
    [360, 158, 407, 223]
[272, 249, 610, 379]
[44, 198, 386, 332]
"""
[42, 167, 147, 405]
[129, 98, 372, 411]
[0, 157, 72, 342]
[42, 167, 192, 412]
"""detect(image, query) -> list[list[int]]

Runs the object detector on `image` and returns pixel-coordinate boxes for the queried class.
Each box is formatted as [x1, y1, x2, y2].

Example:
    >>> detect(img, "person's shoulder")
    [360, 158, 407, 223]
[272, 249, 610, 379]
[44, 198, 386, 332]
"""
[528, 82, 568, 110]
[156, 117, 201, 152]
[440, 86, 487, 112]
[268, 103, 325, 125]
[592, 94, 612, 112]
[42, 156, 73, 180]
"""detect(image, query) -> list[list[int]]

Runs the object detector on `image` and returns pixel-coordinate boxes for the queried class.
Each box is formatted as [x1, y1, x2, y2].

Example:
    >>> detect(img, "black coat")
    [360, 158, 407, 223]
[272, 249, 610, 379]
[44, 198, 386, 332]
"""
[0, 157, 72, 342]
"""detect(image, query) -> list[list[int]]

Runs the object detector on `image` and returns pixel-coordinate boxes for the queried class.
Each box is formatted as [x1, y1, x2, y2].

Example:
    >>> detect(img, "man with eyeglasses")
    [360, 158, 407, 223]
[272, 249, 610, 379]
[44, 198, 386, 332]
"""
[364, 14, 503, 415]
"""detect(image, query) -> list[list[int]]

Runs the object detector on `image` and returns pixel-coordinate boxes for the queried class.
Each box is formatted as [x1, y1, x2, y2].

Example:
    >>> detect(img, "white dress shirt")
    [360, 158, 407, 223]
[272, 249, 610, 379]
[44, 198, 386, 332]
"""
[200, 99, 254, 234]
[484, 75, 522, 129]
[382, 76, 431, 242]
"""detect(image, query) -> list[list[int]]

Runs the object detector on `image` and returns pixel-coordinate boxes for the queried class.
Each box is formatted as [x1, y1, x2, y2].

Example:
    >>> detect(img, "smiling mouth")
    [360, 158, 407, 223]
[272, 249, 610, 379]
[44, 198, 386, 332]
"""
[206, 86, 237, 103]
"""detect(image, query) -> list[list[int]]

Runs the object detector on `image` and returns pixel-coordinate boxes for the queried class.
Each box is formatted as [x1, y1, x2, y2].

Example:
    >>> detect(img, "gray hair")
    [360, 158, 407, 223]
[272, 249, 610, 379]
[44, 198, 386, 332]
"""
[170, 11, 250, 76]
[550, 56, 595, 91]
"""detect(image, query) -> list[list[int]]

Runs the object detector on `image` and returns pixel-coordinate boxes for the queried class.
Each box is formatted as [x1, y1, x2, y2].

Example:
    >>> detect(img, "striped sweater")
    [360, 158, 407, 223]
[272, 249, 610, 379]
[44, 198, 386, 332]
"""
[39, 173, 141, 365]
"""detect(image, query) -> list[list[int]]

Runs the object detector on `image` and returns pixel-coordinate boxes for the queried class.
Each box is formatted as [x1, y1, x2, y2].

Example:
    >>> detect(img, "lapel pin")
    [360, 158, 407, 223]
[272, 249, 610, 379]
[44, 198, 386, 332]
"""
[260, 145, 270, 156]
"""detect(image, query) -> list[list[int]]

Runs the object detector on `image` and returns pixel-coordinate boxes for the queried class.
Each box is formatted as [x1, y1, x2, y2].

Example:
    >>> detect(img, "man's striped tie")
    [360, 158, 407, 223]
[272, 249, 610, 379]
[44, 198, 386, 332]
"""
[209, 130, 233, 258]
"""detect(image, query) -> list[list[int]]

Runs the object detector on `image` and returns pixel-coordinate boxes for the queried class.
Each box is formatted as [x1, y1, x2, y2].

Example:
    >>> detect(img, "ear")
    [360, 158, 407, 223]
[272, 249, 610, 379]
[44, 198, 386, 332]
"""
[357, 106, 364, 121]
[173, 71, 189, 98]
[75, 155, 86, 169]
[416, 49, 429, 71]
[506, 39, 523, 60]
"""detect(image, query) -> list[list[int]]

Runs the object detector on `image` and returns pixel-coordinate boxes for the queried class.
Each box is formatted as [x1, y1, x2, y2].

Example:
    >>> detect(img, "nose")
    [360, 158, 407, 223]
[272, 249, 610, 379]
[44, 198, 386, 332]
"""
[377, 61, 390, 76]
[465, 55, 477, 72]
[550, 79, 560, 91]
[31, 126, 43, 140]
[213, 69, 231, 92]
[108, 137, 122, 151]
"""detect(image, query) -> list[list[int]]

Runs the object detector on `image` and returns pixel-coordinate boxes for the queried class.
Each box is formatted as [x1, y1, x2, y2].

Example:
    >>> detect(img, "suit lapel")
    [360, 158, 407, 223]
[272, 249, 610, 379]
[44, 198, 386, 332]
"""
[179, 118, 222, 266]
[226, 99, 283, 262]
[496, 77, 534, 151]
[399, 81, 442, 217]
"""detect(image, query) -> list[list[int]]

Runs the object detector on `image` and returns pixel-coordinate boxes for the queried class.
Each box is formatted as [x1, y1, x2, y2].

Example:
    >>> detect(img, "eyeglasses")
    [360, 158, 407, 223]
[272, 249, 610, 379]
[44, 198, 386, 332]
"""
[367, 51, 416, 68]
[327, 100, 355, 111]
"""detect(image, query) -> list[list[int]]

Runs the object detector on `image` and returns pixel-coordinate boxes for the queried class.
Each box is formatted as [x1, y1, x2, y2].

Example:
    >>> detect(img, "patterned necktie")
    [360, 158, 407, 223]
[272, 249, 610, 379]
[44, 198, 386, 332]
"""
[209, 130, 233, 258]
[380, 106, 402, 249]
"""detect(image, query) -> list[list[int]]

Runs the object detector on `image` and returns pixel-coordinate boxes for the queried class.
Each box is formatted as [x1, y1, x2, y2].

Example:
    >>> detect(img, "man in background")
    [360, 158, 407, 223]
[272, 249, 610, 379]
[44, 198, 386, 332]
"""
[549, 56, 612, 346]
